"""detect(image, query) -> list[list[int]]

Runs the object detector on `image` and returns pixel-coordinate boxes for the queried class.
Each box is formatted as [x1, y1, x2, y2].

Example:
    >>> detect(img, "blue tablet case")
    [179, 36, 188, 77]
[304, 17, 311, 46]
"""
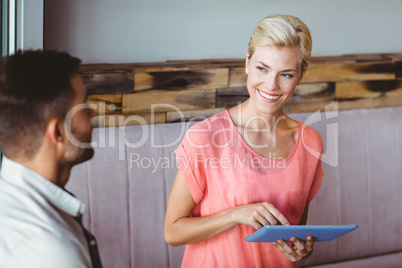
[244, 225, 358, 242]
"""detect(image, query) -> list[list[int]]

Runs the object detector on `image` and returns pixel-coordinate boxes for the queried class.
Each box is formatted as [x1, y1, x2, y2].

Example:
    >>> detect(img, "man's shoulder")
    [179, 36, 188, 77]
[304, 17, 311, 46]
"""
[0, 231, 90, 267]
[0, 181, 90, 267]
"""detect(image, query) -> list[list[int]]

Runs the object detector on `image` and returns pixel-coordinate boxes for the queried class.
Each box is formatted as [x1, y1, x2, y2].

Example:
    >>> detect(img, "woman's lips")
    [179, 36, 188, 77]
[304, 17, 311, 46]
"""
[257, 89, 282, 103]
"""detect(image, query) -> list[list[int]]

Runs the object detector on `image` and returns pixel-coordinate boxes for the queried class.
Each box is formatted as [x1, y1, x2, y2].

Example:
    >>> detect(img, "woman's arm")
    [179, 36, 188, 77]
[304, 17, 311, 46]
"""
[164, 169, 290, 247]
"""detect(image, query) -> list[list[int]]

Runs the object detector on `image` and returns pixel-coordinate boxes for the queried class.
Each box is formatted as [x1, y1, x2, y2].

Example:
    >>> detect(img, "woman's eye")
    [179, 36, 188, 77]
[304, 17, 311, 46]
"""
[257, 67, 266, 72]
[282, 73, 294, 78]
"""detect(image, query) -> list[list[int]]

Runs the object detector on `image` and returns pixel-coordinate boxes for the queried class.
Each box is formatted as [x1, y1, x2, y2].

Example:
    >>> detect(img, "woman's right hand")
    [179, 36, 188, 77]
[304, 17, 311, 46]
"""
[232, 202, 290, 230]
[165, 169, 290, 246]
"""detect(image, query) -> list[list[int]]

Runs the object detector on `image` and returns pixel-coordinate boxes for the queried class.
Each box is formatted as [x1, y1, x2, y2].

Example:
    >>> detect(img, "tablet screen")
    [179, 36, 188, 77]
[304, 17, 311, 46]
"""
[244, 225, 358, 242]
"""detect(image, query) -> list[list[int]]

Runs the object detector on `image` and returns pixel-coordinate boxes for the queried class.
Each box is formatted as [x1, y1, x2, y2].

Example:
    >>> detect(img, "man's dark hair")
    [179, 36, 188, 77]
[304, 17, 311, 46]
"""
[0, 50, 81, 159]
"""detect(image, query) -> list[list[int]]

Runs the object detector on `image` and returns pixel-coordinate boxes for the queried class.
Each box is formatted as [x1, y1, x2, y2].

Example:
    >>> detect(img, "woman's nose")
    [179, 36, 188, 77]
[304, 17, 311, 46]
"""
[264, 74, 279, 91]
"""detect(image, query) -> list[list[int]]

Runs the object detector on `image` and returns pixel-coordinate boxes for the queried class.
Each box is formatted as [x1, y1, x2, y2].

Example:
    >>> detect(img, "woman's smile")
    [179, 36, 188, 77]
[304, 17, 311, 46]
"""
[257, 88, 282, 103]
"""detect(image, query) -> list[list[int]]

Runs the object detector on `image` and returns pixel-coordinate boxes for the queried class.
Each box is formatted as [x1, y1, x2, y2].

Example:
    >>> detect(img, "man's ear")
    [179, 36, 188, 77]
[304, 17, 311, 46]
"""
[245, 53, 250, 75]
[297, 67, 308, 85]
[45, 119, 64, 145]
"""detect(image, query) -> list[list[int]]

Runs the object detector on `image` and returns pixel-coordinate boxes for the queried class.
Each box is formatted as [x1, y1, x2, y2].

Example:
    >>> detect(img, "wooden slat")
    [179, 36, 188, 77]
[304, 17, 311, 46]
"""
[166, 58, 242, 64]
[285, 96, 402, 114]
[92, 113, 166, 128]
[166, 108, 225, 123]
[336, 80, 402, 99]
[337, 96, 402, 111]
[79, 62, 180, 73]
[311, 53, 377, 63]
[290, 83, 335, 103]
[88, 94, 122, 115]
[122, 88, 216, 114]
[186, 62, 244, 69]
[75, 53, 402, 127]
[229, 67, 247, 87]
[216, 86, 248, 108]
[216, 82, 334, 108]
[81, 73, 133, 94]
[312, 53, 391, 63]
[228, 61, 395, 87]
[284, 100, 336, 114]
[134, 68, 229, 91]
[387, 54, 402, 77]
[216, 96, 249, 108]
[383, 53, 402, 62]
[396, 61, 402, 78]
[303, 61, 395, 83]
[310, 55, 356, 63]
[133, 66, 195, 73]
[216, 86, 248, 96]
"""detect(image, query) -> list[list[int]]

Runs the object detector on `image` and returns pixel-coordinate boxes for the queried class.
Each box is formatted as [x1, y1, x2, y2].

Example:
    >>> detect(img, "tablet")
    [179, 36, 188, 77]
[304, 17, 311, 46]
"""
[244, 225, 358, 242]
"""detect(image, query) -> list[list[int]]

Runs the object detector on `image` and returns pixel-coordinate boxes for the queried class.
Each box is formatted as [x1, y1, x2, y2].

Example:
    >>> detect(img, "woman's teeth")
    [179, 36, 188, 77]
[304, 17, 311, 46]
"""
[259, 90, 280, 100]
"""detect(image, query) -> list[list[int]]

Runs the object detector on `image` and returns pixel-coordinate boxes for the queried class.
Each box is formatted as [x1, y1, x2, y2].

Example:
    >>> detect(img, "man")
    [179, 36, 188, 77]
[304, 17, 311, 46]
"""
[0, 50, 102, 267]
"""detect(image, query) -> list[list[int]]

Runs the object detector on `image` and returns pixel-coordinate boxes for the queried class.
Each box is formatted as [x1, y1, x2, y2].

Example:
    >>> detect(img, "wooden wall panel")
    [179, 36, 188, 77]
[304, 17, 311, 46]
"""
[337, 96, 402, 111]
[303, 61, 395, 83]
[80, 53, 402, 127]
[216, 87, 248, 108]
[81, 73, 133, 94]
[134, 68, 229, 91]
[229, 67, 247, 87]
[88, 94, 122, 114]
[122, 89, 216, 114]
[396, 62, 402, 78]
[336, 80, 402, 99]
[290, 83, 335, 103]
[92, 113, 166, 128]
[166, 108, 225, 123]
[283, 101, 335, 114]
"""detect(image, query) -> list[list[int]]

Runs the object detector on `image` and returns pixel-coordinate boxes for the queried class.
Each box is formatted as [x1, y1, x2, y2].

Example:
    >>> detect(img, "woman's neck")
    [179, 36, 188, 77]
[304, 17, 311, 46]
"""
[230, 99, 289, 132]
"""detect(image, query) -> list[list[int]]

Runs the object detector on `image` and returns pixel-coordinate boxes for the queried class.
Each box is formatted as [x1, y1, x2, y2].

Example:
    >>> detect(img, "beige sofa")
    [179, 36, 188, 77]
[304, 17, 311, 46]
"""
[67, 106, 402, 267]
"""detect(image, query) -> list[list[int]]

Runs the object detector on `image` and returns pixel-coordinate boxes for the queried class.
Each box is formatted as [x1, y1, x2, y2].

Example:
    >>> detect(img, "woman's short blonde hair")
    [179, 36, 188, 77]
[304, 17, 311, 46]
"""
[248, 14, 312, 70]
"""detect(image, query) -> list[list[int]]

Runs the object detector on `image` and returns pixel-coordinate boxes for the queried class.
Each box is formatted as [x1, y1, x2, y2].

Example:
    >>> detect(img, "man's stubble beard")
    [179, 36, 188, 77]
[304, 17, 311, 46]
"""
[61, 126, 95, 168]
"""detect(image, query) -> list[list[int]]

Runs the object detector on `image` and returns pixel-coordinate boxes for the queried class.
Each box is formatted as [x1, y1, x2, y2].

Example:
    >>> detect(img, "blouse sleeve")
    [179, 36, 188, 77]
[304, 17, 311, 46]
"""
[301, 123, 325, 203]
[307, 159, 324, 203]
[174, 127, 209, 204]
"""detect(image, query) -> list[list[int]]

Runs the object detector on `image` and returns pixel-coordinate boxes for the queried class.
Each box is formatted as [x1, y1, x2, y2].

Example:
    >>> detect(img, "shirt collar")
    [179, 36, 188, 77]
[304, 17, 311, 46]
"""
[0, 156, 85, 217]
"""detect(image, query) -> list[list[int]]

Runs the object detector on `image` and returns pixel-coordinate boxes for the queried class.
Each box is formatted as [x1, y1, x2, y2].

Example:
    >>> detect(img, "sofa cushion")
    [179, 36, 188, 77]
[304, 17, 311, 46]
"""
[303, 251, 402, 268]
[67, 106, 402, 267]
[295, 107, 402, 266]
[67, 123, 192, 267]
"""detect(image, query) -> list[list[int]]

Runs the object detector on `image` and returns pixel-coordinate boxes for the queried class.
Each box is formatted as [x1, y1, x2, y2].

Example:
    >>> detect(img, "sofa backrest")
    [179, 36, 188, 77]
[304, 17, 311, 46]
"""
[67, 106, 402, 267]
[68, 122, 188, 268]
[300, 106, 402, 266]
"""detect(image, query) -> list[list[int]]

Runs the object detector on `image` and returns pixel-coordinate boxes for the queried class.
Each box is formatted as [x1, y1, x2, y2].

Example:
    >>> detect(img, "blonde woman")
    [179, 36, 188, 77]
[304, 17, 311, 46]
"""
[165, 14, 324, 267]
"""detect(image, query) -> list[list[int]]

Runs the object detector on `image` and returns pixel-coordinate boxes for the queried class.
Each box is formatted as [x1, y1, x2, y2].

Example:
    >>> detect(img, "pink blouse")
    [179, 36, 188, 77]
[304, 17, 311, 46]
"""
[175, 110, 324, 268]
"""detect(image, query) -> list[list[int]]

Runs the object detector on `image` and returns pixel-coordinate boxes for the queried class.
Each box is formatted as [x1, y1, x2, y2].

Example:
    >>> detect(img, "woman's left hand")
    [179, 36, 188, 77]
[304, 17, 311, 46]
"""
[273, 236, 314, 262]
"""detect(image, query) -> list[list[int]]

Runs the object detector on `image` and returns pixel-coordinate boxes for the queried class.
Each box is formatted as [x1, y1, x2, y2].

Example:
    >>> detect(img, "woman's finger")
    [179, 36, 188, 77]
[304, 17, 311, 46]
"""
[262, 203, 290, 225]
[276, 240, 294, 255]
[250, 211, 269, 228]
[290, 237, 306, 252]
[257, 207, 278, 225]
[305, 236, 314, 251]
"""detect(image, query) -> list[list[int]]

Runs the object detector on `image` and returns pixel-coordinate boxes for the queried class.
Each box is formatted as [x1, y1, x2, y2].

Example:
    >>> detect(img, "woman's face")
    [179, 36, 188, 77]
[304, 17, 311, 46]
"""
[245, 45, 306, 115]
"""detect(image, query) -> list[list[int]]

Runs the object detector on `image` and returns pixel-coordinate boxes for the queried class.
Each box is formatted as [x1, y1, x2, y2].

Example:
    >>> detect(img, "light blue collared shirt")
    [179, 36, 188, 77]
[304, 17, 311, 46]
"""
[0, 156, 91, 268]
